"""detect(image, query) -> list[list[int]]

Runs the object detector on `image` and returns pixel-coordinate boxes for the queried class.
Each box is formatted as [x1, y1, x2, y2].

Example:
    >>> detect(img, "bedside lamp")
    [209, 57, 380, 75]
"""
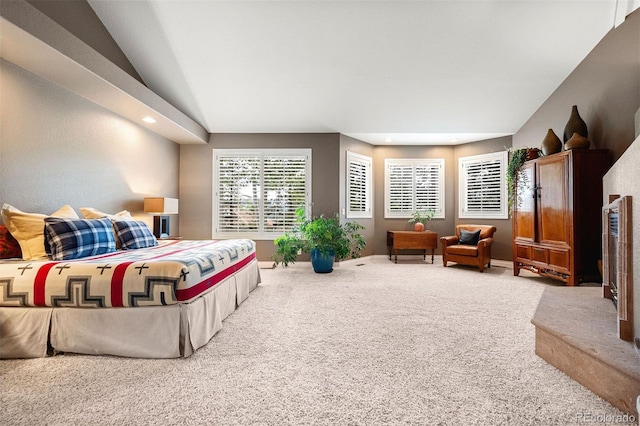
[144, 197, 179, 238]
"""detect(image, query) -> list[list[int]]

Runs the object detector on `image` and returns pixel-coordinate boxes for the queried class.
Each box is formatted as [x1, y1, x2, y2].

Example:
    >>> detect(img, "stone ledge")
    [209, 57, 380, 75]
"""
[532, 286, 640, 416]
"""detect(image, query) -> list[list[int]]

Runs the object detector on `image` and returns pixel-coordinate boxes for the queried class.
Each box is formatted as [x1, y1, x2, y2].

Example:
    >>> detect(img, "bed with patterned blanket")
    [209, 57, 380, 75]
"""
[0, 239, 261, 359]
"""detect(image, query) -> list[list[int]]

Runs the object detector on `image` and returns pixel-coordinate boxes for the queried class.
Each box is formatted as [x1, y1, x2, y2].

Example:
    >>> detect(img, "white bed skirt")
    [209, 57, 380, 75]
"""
[0, 259, 261, 359]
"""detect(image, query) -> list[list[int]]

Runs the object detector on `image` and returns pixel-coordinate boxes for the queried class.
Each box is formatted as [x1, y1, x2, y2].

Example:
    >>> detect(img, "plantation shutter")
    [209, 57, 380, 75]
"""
[415, 162, 444, 216]
[263, 155, 309, 232]
[216, 155, 261, 233]
[386, 163, 413, 217]
[214, 149, 311, 237]
[385, 159, 444, 218]
[459, 151, 508, 219]
[346, 152, 372, 218]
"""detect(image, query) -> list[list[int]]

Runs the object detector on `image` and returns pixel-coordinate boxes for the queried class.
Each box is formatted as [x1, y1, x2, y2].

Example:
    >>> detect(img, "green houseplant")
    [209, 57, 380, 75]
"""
[273, 207, 366, 273]
[407, 209, 435, 231]
[507, 147, 541, 214]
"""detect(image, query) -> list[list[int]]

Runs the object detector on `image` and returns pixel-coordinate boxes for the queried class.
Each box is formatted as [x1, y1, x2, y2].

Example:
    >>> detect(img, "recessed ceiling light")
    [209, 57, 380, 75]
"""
[450, 138, 459, 143]
[142, 116, 156, 124]
[384, 137, 393, 143]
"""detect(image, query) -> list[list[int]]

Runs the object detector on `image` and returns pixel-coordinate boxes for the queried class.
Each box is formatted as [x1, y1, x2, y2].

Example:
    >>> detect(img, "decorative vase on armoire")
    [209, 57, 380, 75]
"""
[563, 105, 588, 143]
[541, 128, 562, 155]
[565, 132, 591, 150]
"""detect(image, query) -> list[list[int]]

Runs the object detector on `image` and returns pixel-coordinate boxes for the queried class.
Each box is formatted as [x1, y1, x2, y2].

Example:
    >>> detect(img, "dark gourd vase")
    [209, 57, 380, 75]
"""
[564, 132, 591, 150]
[563, 105, 588, 143]
[540, 129, 562, 155]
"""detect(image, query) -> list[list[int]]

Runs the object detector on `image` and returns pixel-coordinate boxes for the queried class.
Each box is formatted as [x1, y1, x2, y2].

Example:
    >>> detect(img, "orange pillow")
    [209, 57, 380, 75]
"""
[0, 225, 22, 259]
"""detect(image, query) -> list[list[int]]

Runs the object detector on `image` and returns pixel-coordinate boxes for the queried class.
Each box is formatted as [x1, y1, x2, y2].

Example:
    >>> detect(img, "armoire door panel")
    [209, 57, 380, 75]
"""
[537, 156, 569, 245]
[513, 162, 536, 242]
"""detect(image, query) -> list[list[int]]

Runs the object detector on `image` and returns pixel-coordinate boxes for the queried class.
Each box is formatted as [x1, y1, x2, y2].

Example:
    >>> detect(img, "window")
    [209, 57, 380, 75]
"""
[346, 151, 372, 219]
[458, 151, 508, 219]
[384, 158, 445, 219]
[213, 149, 311, 239]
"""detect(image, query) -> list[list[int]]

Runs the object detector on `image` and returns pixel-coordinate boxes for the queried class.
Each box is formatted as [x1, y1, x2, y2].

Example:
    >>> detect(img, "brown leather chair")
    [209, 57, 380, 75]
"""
[440, 225, 497, 272]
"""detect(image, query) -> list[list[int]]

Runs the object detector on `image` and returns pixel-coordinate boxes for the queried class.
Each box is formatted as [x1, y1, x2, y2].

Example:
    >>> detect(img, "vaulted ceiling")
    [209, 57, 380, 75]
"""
[88, 0, 624, 145]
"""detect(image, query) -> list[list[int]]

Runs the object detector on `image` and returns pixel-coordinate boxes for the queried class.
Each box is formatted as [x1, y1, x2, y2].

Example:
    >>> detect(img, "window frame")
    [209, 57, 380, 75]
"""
[213, 148, 312, 240]
[346, 151, 373, 219]
[458, 151, 508, 220]
[384, 158, 445, 219]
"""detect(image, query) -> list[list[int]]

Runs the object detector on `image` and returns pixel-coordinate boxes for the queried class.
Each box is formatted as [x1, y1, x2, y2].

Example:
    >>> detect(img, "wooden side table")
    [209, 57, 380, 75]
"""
[387, 230, 438, 263]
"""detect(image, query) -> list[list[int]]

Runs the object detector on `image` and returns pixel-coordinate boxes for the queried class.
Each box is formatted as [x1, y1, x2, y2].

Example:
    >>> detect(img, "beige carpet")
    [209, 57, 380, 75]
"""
[1, 256, 634, 425]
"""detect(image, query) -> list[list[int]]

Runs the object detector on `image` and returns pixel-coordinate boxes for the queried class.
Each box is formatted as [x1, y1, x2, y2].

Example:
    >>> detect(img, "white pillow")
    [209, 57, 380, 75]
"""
[79, 207, 133, 221]
[1, 204, 79, 260]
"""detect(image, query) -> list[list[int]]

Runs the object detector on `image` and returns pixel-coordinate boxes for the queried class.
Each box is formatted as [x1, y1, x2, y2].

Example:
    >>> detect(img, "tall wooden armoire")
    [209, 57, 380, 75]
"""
[512, 149, 610, 286]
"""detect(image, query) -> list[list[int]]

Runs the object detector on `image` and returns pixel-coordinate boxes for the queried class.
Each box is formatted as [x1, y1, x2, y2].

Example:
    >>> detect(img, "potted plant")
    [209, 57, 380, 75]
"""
[507, 147, 539, 214]
[407, 209, 435, 231]
[272, 207, 366, 273]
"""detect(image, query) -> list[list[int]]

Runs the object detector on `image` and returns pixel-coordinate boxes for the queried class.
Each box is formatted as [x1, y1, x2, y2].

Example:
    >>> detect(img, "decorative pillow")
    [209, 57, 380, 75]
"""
[44, 217, 116, 260]
[111, 220, 158, 250]
[1, 204, 79, 260]
[459, 229, 481, 246]
[79, 207, 133, 221]
[0, 225, 22, 259]
[79, 207, 133, 249]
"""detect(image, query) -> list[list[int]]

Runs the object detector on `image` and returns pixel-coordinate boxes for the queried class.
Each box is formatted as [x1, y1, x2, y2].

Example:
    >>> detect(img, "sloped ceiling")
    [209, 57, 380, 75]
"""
[89, 0, 623, 145]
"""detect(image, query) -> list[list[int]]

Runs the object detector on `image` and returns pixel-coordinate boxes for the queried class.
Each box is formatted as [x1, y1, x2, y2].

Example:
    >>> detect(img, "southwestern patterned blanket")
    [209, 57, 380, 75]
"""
[0, 239, 256, 308]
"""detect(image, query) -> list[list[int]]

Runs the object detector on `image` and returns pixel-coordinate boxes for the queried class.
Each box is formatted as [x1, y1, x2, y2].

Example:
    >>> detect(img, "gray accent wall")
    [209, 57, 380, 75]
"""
[370, 139, 514, 261]
[181, 134, 515, 262]
[180, 133, 340, 261]
[0, 59, 179, 229]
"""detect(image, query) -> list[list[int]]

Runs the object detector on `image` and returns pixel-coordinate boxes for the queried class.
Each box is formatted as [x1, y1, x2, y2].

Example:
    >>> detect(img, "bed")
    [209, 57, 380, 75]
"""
[0, 238, 261, 359]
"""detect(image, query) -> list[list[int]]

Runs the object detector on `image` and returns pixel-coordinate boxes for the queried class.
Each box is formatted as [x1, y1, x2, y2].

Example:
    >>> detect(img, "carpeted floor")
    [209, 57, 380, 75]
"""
[1, 256, 634, 425]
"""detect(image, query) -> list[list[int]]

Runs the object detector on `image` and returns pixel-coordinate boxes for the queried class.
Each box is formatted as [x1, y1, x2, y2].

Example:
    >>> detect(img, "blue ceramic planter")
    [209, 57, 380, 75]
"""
[310, 248, 335, 273]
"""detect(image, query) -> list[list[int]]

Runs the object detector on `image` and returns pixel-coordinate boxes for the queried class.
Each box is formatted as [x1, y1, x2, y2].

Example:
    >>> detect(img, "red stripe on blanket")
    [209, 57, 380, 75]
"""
[175, 252, 256, 301]
[34, 262, 61, 306]
[111, 262, 134, 307]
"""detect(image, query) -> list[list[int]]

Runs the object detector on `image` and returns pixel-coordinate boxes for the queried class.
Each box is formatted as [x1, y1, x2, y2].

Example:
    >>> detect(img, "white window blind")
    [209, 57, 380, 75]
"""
[384, 158, 445, 219]
[459, 151, 508, 219]
[214, 149, 311, 239]
[346, 151, 372, 219]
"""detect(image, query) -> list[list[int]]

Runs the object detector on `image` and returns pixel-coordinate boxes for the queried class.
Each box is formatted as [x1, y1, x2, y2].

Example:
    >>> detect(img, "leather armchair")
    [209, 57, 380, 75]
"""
[440, 225, 497, 272]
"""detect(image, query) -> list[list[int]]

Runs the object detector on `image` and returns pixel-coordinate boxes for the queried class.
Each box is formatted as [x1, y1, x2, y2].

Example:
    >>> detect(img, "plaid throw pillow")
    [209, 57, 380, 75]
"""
[112, 220, 158, 250]
[44, 217, 117, 260]
[0, 225, 22, 259]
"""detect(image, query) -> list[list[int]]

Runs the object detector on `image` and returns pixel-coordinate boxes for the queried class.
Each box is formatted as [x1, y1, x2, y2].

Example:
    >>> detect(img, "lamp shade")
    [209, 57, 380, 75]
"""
[144, 197, 179, 214]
